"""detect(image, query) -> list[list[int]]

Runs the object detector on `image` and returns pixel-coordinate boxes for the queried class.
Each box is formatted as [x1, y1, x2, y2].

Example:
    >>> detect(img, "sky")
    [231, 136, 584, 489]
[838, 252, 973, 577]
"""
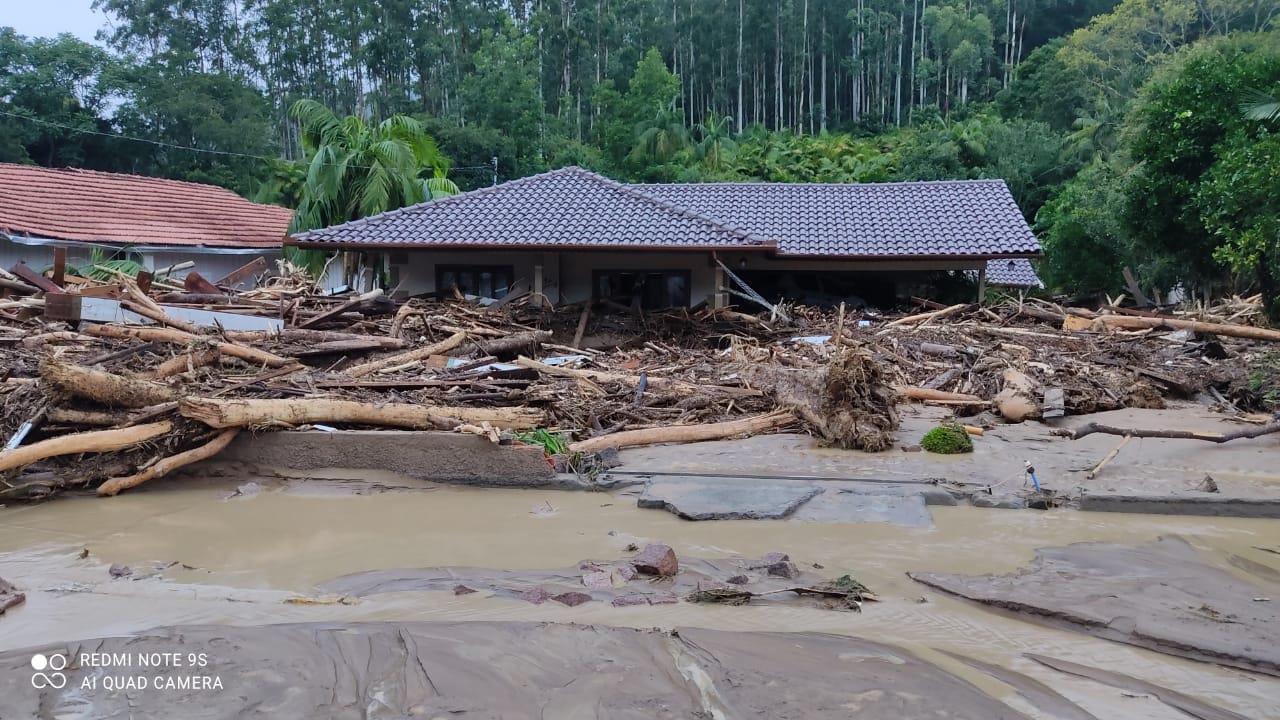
[4, 0, 106, 43]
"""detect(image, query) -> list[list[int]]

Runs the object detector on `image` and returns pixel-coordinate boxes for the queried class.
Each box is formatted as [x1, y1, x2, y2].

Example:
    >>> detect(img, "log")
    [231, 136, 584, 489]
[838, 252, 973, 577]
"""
[516, 356, 762, 398]
[1087, 434, 1131, 479]
[180, 396, 543, 430]
[299, 289, 383, 328]
[1065, 421, 1280, 443]
[0, 421, 172, 472]
[893, 386, 984, 403]
[46, 407, 132, 426]
[569, 411, 794, 453]
[880, 303, 967, 329]
[81, 323, 290, 367]
[292, 339, 398, 357]
[224, 329, 407, 349]
[344, 331, 468, 378]
[468, 330, 552, 357]
[150, 350, 222, 379]
[120, 298, 201, 334]
[571, 303, 591, 349]
[98, 428, 240, 496]
[1091, 314, 1280, 342]
[40, 358, 178, 408]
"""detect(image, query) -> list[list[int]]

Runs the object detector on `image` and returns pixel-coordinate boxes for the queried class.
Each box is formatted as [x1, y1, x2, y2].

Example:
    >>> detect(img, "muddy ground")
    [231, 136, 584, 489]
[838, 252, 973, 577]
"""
[1, 472, 1278, 718]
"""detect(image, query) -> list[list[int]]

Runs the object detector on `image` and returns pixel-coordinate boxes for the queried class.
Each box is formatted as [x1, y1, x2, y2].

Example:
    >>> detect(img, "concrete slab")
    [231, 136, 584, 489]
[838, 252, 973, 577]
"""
[202, 430, 562, 488]
[637, 476, 822, 520]
[792, 488, 933, 526]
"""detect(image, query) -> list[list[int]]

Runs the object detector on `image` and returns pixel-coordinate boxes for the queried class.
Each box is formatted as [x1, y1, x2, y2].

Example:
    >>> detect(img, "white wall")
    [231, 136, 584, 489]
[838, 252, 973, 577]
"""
[0, 238, 278, 289]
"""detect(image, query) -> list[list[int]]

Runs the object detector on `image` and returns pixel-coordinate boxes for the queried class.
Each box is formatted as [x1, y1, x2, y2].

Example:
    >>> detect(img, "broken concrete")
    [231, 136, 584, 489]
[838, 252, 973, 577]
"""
[0, 622, 1041, 719]
[910, 536, 1280, 676]
[204, 429, 559, 488]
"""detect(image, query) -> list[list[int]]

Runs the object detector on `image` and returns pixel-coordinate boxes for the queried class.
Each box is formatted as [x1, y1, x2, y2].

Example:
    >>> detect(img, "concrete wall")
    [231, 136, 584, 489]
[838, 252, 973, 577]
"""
[372, 247, 984, 306]
[1, 238, 278, 289]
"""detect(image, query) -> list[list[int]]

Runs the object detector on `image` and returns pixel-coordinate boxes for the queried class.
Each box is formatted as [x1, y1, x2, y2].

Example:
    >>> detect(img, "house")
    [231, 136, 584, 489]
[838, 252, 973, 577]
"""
[0, 163, 292, 286]
[290, 166, 1042, 308]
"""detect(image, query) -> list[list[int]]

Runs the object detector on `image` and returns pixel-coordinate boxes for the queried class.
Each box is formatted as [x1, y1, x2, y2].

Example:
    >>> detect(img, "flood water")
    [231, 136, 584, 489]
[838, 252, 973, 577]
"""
[1, 475, 1278, 718]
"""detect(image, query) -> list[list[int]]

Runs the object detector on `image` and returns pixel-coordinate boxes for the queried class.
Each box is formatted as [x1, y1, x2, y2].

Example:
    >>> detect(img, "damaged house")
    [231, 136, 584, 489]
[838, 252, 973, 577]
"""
[291, 166, 1042, 308]
[0, 163, 292, 285]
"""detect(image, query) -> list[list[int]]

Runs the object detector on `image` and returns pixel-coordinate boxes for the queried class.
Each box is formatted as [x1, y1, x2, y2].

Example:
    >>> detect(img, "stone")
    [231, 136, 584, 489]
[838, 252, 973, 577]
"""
[726, 575, 749, 585]
[972, 494, 1026, 510]
[766, 561, 801, 579]
[648, 592, 679, 605]
[632, 544, 678, 577]
[581, 570, 613, 590]
[552, 592, 593, 607]
[453, 585, 476, 595]
[0, 577, 24, 615]
[108, 564, 132, 579]
[517, 587, 551, 604]
[611, 594, 650, 607]
[613, 564, 637, 581]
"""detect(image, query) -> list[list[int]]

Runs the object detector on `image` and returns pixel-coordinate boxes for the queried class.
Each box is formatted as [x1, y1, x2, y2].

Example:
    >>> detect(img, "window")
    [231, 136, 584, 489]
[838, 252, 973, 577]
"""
[592, 269, 691, 309]
[436, 264, 515, 299]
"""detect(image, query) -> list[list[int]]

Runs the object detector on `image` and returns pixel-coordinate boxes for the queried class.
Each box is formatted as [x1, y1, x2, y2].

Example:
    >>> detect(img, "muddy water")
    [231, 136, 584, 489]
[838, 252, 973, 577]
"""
[2, 476, 1278, 719]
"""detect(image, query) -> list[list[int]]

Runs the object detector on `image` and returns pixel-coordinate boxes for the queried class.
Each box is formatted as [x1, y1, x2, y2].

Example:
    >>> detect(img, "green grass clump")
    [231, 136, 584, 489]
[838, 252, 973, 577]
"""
[517, 428, 569, 455]
[920, 424, 973, 454]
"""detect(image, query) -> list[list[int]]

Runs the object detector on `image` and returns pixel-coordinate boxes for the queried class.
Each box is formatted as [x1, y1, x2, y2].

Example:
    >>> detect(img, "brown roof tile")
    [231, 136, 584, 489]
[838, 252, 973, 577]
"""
[0, 163, 292, 248]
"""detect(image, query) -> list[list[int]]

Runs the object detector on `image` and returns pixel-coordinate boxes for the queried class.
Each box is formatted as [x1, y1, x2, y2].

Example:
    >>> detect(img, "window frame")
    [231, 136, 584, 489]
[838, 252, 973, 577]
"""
[435, 263, 516, 299]
[591, 268, 693, 309]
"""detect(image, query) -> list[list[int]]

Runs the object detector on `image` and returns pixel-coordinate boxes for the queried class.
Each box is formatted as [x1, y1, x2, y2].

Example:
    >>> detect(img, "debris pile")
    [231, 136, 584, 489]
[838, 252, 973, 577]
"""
[1, 257, 1277, 501]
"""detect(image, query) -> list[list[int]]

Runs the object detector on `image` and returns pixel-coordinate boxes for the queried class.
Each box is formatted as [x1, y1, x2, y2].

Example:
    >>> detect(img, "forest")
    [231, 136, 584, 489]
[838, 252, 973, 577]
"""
[0, 0, 1276, 313]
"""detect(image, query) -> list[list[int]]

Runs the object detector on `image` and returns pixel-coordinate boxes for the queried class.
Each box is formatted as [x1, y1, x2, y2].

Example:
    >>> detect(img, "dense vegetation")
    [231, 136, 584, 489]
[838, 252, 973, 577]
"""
[0, 0, 1276, 312]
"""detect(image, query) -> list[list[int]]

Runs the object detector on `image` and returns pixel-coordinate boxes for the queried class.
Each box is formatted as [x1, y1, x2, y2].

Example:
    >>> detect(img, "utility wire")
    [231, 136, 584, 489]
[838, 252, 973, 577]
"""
[0, 109, 497, 173]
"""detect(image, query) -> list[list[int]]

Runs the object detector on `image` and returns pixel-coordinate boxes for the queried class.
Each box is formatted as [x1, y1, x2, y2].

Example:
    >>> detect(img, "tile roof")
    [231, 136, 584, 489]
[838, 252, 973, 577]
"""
[983, 258, 1044, 288]
[293, 166, 772, 251]
[0, 163, 292, 248]
[291, 166, 1040, 259]
[633, 179, 1039, 258]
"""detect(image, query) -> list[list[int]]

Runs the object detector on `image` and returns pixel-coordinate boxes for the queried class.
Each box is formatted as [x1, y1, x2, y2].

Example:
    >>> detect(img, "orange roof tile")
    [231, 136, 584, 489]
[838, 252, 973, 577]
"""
[0, 163, 292, 248]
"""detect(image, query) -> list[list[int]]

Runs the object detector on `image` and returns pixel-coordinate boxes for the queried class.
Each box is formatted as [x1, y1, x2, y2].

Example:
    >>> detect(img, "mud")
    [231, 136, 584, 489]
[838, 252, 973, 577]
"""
[0, 621, 1044, 719]
[2, 477, 1279, 717]
[320, 554, 861, 609]
[911, 536, 1280, 676]
[619, 403, 1280, 515]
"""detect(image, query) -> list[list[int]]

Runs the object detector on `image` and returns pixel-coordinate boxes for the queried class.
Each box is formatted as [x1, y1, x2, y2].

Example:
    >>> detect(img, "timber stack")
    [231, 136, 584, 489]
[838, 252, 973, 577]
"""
[0, 258, 1276, 501]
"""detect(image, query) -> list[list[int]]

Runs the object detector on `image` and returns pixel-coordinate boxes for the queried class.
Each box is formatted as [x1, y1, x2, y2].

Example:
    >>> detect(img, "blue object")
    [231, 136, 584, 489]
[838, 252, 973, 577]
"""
[1024, 461, 1041, 491]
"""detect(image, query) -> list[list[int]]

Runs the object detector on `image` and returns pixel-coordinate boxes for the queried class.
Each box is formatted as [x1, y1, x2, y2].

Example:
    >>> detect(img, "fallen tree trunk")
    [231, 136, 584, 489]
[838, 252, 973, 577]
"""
[516, 356, 762, 398]
[1064, 421, 1280, 443]
[468, 330, 552, 358]
[180, 396, 543, 430]
[81, 323, 290, 367]
[41, 358, 177, 408]
[149, 349, 223, 379]
[1091, 314, 1280, 342]
[98, 428, 240, 496]
[880, 303, 967, 329]
[299, 289, 383, 328]
[894, 386, 984, 403]
[0, 421, 173, 472]
[569, 411, 794, 453]
[345, 331, 468, 378]
[224, 329, 407, 349]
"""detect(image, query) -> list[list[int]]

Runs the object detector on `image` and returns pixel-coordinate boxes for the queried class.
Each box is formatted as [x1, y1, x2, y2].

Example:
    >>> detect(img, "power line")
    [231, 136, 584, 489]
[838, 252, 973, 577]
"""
[0, 109, 497, 173]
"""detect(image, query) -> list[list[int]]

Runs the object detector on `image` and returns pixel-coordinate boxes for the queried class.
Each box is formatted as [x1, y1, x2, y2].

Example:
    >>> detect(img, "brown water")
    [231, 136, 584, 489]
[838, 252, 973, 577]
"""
[1, 476, 1278, 719]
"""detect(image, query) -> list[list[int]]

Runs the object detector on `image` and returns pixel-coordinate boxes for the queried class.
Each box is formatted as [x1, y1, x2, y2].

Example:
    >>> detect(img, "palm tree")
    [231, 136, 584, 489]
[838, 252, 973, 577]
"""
[693, 111, 737, 171]
[289, 99, 459, 232]
[629, 107, 691, 165]
[1241, 88, 1280, 122]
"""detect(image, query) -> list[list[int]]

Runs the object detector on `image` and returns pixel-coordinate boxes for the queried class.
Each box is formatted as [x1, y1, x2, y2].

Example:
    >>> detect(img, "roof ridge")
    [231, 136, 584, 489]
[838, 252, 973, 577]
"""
[631, 177, 1010, 190]
[561, 167, 771, 247]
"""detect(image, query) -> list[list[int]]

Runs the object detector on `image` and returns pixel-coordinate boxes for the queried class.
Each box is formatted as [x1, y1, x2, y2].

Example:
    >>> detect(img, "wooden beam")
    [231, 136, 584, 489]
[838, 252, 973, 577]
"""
[9, 262, 60, 293]
[214, 256, 268, 288]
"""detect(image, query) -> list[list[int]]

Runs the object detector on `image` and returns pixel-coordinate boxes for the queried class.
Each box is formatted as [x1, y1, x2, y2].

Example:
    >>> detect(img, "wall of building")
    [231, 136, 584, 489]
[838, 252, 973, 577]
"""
[343, 246, 987, 307]
[1, 238, 278, 289]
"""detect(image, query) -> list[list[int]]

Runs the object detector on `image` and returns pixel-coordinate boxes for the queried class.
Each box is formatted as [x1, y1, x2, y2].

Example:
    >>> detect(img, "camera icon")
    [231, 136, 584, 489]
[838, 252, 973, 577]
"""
[30, 653, 67, 689]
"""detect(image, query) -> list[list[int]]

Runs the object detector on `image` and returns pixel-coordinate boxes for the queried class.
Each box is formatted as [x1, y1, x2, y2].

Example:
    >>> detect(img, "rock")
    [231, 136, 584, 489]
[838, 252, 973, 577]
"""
[632, 544, 678, 577]
[766, 561, 800, 579]
[552, 592, 593, 607]
[972, 494, 1026, 510]
[108, 564, 132, 579]
[613, 564, 637, 581]
[726, 575, 750, 585]
[517, 587, 551, 604]
[760, 552, 790, 565]
[994, 369, 1040, 423]
[1198, 475, 1219, 493]
[581, 570, 613, 589]
[453, 585, 476, 595]
[648, 592, 678, 605]
[611, 594, 650, 607]
[0, 577, 24, 615]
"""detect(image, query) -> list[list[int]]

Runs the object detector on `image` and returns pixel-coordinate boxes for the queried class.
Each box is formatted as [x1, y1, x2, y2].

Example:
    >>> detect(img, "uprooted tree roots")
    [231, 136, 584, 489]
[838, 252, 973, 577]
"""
[741, 348, 898, 451]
